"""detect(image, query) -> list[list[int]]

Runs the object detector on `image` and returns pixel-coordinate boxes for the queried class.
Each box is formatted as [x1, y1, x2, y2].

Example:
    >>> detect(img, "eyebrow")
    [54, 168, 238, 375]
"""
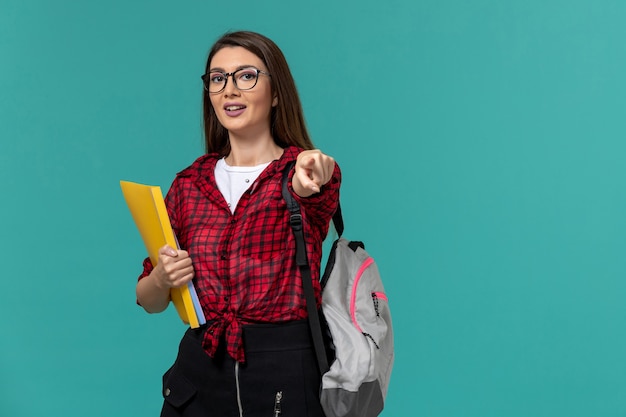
[208, 65, 259, 73]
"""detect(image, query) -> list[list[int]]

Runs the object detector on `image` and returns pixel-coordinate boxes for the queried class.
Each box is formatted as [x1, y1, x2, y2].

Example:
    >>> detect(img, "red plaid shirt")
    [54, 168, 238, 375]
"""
[139, 146, 341, 362]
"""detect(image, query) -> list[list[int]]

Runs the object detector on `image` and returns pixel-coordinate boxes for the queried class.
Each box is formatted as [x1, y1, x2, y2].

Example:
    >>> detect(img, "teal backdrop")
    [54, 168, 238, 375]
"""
[2, 1, 625, 416]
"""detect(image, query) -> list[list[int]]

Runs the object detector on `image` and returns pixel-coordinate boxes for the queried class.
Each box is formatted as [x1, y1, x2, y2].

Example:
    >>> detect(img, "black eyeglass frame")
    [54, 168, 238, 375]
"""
[201, 67, 271, 93]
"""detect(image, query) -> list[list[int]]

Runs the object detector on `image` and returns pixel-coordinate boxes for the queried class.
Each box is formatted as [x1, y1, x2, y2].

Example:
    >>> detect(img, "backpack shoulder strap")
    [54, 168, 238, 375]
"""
[281, 162, 329, 374]
[332, 201, 344, 237]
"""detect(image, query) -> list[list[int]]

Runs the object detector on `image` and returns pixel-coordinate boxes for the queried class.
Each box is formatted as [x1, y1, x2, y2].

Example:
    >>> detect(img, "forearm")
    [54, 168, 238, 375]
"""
[136, 272, 171, 313]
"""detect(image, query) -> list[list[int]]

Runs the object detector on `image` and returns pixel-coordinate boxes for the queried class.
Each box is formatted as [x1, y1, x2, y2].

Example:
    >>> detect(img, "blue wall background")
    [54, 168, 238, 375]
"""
[2, 1, 626, 416]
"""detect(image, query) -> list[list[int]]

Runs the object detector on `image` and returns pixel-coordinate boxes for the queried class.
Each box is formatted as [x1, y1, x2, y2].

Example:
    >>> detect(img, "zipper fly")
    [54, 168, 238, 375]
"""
[274, 391, 283, 417]
[235, 362, 283, 417]
[235, 362, 244, 417]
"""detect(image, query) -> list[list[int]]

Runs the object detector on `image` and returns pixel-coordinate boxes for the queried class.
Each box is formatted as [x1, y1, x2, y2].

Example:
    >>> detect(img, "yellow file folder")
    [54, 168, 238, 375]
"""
[120, 180, 204, 328]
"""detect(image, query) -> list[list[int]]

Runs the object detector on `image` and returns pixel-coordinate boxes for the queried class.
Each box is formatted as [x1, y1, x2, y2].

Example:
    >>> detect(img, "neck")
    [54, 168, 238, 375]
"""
[226, 132, 283, 166]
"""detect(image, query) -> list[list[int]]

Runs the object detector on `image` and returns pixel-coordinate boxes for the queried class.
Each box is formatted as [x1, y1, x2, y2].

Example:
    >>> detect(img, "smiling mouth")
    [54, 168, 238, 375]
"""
[225, 105, 246, 111]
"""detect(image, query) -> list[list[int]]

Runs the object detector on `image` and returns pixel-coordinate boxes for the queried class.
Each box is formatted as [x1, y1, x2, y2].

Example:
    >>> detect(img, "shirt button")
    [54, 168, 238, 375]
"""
[164, 388, 171, 397]
[231, 219, 236, 224]
[224, 296, 229, 302]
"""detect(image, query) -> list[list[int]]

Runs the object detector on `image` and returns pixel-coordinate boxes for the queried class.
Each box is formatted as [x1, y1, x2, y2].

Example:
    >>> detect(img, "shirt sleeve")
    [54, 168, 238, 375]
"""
[138, 256, 153, 280]
[289, 162, 341, 232]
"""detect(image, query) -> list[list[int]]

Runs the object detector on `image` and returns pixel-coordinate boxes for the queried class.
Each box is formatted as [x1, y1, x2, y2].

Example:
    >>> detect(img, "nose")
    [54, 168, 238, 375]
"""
[223, 74, 239, 96]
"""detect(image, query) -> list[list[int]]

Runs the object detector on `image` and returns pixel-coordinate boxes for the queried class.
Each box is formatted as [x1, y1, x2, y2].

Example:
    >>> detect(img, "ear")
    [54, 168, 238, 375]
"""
[272, 95, 278, 107]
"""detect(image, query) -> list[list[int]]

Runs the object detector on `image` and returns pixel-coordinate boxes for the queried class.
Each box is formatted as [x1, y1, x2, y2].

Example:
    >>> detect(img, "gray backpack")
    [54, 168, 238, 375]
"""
[282, 165, 394, 417]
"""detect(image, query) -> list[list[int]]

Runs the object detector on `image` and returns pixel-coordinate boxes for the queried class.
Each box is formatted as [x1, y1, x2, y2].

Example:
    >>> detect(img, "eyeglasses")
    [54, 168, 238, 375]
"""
[201, 67, 271, 93]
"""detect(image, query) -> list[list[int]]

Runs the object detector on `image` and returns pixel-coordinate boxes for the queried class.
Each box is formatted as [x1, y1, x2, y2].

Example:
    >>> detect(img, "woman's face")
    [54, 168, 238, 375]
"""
[207, 46, 277, 139]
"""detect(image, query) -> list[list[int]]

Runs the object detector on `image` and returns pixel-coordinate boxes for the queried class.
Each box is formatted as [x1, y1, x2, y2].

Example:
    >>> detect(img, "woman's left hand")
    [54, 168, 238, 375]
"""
[292, 149, 335, 197]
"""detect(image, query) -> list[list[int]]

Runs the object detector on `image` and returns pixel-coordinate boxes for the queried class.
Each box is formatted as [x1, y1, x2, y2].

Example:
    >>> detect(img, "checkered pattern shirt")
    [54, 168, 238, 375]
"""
[139, 146, 341, 362]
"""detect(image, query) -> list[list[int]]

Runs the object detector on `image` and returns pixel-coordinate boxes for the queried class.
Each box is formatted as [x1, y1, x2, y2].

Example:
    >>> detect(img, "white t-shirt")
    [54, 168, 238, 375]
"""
[215, 158, 271, 214]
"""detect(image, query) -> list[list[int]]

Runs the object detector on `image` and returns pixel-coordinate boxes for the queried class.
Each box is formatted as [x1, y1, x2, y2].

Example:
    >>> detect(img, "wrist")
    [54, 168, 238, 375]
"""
[150, 269, 169, 291]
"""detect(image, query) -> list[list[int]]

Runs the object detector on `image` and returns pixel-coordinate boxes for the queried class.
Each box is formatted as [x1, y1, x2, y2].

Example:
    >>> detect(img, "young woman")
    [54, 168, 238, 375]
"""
[136, 31, 341, 417]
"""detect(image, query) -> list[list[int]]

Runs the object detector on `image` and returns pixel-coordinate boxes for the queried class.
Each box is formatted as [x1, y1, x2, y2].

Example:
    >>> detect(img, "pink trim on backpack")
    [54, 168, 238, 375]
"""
[350, 257, 375, 333]
[372, 291, 387, 301]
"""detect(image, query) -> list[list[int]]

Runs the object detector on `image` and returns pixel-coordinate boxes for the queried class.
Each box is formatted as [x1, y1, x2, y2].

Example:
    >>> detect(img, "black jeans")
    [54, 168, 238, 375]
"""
[160, 320, 324, 417]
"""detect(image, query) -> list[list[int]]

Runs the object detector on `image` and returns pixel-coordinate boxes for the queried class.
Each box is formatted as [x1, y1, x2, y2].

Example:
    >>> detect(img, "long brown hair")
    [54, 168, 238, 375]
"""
[202, 31, 314, 155]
